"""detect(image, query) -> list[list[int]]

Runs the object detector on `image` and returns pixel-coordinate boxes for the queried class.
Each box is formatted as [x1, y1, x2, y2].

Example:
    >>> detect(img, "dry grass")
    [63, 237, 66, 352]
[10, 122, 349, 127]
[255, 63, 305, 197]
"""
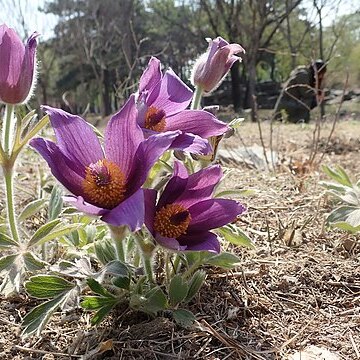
[1, 115, 360, 359]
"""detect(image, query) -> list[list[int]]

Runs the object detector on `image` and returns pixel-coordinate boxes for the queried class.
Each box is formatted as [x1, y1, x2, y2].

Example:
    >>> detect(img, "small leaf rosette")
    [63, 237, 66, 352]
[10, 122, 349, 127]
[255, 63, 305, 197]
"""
[30, 95, 180, 231]
[144, 161, 246, 252]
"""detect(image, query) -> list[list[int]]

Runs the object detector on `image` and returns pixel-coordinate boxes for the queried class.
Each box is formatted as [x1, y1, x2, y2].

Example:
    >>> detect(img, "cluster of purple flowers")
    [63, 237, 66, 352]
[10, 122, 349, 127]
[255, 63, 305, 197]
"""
[1, 23, 245, 253]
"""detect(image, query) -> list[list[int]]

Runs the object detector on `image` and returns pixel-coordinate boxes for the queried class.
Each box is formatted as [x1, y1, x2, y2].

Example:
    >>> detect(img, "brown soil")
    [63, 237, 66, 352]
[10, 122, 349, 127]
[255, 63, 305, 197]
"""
[1, 117, 360, 359]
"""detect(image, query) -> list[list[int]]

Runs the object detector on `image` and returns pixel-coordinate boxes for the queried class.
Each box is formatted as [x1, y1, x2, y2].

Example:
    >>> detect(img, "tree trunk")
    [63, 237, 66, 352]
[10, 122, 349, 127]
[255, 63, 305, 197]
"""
[101, 68, 112, 117]
[230, 62, 242, 112]
[246, 60, 257, 121]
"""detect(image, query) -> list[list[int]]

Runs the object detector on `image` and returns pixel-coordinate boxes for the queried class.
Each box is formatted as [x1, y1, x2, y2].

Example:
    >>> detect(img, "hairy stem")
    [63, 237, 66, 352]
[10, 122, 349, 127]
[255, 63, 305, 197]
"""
[190, 86, 203, 110]
[109, 226, 127, 262]
[2, 104, 15, 156]
[3, 167, 20, 242]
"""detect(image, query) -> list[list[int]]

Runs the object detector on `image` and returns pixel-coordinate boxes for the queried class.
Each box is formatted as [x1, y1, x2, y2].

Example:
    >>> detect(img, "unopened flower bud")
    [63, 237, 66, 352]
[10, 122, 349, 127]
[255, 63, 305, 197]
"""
[191, 37, 245, 94]
[0, 24, 39, 104]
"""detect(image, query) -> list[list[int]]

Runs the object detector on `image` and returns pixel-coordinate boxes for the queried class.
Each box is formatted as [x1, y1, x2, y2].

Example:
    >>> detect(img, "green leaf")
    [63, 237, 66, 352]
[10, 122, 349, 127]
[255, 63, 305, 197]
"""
[81, 296, 117, 310]
[184, 251, 212, 266]
[0, 254, 18, 272]
[91, 303, 117, 325]
[22, 294, 66, 337]
[327, 206, 360, 229]
[20, 114, 50, 146]
[172, 309, 196, 328]
[185, 270, 206, 302]
[23, 252, 46, 271]
[0, 233, 19, 249]
[25, 275, 74, 299]
[322, 165, 352, 187]
[215, 189, 255, 198]
[48, 185, 63, 221]
[105, 260, 129, 277]
[319, 181, 348, 193]
[28, 221, 82, 248]
[27, 219, 61, 247]
[169, 275, 188, 306]
[94, 238, 117, 264]
[206, 252, 241, 269]
[228, 117, 245, 129]
[331, 221, 360, 233]
[18, 199, 47, 222]
[87, 278, 115, 298]
[145, 286, 167, 314]
[218, 224, 254, 248]
[112, 276, 130, 289]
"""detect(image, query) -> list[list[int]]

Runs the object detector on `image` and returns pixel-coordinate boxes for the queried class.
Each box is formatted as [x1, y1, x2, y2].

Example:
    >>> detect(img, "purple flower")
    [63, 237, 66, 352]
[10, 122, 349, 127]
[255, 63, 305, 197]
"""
[136, 57, 229, 154]
[0, 24, 39, 104]
[191, 37, 245, 94]
[144, 162, 245, 253]
[30, 95, 180, 231]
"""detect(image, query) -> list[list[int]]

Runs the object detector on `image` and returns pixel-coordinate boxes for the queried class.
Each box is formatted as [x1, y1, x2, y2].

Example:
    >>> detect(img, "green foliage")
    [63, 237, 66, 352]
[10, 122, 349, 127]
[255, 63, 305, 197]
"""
[321, 165, 360, 233]
[218, 224, 254, 248]
[172, 308, 196, 328]
[169, 275, 189, 306]
[25, 275, 75, 299]
[22, 295, 69, 336]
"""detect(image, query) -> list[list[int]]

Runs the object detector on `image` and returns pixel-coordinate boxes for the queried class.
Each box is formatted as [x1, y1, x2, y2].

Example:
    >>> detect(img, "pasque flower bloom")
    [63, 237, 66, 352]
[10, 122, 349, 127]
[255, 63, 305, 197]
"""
[191, 37, 245, 94]
[136, 57, 229, 154]
[144, 161, 246, 253]
[30, 95, 180, 231]
[0, 24, 39, 104]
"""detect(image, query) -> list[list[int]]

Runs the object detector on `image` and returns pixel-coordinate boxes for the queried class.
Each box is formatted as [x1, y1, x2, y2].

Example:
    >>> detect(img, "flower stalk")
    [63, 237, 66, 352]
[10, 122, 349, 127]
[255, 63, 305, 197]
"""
[3, 167, 20, 242]
[2, 104, 15, 156]
[135, 233, 156, 283]
[190, 86, 203, 110]
[109, 226, 128, 262]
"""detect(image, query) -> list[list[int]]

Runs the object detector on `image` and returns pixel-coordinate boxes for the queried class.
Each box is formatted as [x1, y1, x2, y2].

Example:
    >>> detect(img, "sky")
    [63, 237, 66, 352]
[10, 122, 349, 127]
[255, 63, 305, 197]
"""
[0, 0, 359, 41]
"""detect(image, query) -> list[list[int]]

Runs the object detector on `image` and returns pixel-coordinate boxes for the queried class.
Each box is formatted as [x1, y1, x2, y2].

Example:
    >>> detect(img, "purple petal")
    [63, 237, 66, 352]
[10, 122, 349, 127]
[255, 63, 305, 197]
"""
[127, 130, 180, 194]
[19, 31, 39, 103]
[30, 138, 85, 197]
[166, 110, 228, 138]
[157, 161, 188, 209]
[154, 234, 186, 251]
[42, 106, 104, 174]
[188, 199, 245, 232]
[178, 231, 220, 253]
[105, 95, 144, 179]
[64, 196, 108, 216]
[144, 188, 157, 235]
[101, 189, 145, 231]
[169, 132, 211, 155]
[0, 25, 25, 87]
[160, 163, 223, 209]
[148, 69, 193, 116]
[139, 57, 162, 94]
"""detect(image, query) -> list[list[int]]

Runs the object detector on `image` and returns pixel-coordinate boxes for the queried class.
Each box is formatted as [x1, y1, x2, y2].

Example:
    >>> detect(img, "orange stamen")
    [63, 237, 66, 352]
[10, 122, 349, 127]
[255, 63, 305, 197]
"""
[145, 106, 166, 132]
[82, 159, 126, 209]
[153, 203, 191, 238]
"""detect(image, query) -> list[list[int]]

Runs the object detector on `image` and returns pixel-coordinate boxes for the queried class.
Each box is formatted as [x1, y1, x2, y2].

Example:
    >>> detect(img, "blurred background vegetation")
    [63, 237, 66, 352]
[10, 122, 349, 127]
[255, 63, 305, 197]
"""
[1, 0, 359, 118]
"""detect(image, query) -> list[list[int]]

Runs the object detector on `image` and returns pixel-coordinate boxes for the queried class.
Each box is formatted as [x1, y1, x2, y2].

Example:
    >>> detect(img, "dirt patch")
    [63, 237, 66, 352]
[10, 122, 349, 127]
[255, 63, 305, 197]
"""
[1, 117, 360, 359]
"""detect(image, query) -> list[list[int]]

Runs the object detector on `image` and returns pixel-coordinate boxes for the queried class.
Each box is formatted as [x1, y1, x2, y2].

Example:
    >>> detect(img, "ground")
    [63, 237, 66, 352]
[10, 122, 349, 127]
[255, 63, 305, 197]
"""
[1, 108, 360, 359]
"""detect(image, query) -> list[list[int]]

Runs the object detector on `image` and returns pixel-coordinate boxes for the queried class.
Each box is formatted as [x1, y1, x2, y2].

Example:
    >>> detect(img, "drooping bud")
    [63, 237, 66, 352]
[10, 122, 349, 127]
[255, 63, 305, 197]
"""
[191, 37, 245, 94]
[0, 24, 39, 104]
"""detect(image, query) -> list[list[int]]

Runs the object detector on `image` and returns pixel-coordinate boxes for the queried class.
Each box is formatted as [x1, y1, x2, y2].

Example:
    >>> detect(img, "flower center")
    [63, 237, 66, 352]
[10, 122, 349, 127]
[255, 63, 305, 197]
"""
[145, 106, 166, 132]
[82, 159, 126, 209]
[153, 203, 191, 239]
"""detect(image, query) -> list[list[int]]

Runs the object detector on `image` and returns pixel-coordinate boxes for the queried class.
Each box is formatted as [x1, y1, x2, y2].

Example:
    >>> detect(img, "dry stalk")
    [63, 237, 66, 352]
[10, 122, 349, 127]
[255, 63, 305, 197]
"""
[253, 95, 271, 171]
[315, 72, 349, 166]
